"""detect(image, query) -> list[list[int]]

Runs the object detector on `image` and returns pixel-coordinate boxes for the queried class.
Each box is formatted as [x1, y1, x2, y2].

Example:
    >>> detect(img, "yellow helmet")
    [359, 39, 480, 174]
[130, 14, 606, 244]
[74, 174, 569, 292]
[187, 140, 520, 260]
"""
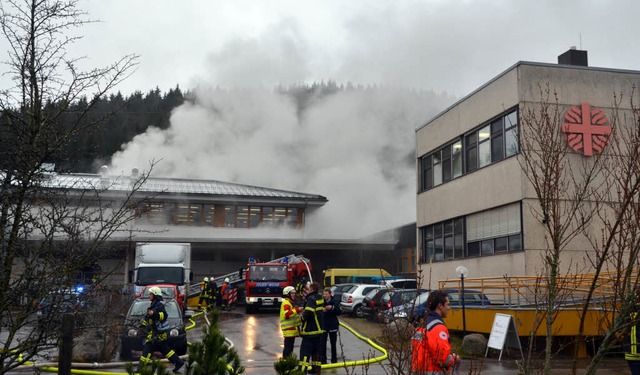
[148, 286, 162, 297]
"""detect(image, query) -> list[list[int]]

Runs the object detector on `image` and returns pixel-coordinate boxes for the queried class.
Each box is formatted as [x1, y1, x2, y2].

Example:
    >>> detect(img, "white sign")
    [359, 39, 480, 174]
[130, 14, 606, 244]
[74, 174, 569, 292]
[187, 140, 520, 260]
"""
[486, 313, 523, 360]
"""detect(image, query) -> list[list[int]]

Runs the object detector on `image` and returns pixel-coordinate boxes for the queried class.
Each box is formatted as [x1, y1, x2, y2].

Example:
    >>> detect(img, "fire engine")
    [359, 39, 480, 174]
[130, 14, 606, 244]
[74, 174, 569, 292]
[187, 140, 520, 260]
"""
[244, 254, 312, 313]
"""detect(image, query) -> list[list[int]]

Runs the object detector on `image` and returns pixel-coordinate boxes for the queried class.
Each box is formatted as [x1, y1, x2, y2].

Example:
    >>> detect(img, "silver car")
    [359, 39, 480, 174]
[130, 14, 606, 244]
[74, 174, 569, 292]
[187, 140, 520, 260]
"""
[340, 284, 382, 318]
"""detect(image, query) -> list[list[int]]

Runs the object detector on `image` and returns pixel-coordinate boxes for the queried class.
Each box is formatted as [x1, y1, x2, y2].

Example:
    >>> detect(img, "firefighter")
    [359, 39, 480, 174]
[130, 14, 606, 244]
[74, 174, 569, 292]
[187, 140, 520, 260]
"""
[411, 290, 460, 374]
[280, 286, 301, 358]
[221, 278, 230, 308]
[138, 286, 184, 374]
[206, 276, 217, 308]
[626, 311, 640, 374]
[299, 282, 324, 374]
[198, 277, 209, 310]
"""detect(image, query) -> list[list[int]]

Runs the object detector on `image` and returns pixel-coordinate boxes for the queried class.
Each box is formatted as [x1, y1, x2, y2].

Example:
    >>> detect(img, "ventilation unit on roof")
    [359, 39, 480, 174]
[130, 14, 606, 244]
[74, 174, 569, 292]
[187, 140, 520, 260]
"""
[558, 47, 588, 67]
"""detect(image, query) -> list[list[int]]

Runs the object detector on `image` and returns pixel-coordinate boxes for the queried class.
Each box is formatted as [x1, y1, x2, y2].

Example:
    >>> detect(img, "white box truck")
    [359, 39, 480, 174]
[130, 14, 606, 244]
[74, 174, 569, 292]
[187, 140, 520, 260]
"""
[132, 242, 192, 299]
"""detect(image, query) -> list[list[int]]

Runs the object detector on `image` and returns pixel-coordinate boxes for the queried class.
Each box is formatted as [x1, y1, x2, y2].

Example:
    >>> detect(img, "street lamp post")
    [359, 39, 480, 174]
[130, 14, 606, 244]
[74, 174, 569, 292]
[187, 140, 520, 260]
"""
[456, 265, 469, 336]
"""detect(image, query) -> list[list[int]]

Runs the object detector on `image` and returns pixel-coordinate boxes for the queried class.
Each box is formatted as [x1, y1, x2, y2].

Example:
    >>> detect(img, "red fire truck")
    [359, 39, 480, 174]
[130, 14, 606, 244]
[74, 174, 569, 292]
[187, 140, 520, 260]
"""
[244, 254, 312, 313]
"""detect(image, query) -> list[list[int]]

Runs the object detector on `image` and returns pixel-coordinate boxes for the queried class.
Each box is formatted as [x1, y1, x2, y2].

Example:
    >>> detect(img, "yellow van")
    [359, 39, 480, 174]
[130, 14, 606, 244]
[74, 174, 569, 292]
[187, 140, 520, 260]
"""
[323, 268, 392, 287]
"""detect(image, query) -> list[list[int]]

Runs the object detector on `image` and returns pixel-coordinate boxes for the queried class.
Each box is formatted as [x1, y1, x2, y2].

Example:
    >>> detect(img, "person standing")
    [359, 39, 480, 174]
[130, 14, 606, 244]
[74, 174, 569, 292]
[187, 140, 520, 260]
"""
[279, 286, 301, 358]
[626, 311, 640, 374]
[321, 287, 341, 364]
[198, 277, 209, 310]
[411, 290, 460, 374]
[221, 278, 230, 308]
[299, 282, 325, 374]
[207, 276, 218, 308]
[138, 287, 184, 374]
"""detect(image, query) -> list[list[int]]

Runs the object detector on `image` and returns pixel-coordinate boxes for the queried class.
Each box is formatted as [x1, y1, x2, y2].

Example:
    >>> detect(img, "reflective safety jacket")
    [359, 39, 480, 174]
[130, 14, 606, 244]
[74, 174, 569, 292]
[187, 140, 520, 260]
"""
[141, 298, 170, 343]
[300, 291, 324, 337]
[200, 281, 210, 298]
[280, 298, 301, 337]
[411, 311, 455, 374]
[626, 312, 640, 361]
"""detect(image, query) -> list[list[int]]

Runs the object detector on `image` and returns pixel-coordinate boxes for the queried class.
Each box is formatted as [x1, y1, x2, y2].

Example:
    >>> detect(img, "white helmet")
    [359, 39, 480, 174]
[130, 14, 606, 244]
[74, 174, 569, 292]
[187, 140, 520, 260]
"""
[148, 286, 162, 297]
[224, 278, 230, 283]
[283, 286, 296, 296]
[204, 277, 209, 282]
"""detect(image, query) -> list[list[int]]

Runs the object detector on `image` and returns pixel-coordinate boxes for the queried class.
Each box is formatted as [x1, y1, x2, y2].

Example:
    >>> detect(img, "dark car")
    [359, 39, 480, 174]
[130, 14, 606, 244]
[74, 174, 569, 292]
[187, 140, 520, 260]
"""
[119, 299, 189, 360]
[445, 289, 492, 307]
[390, 289, 491, 323]
[386, 290, 431, 323]
[36, 288, 87, 326]
[363, 288, 427, 322]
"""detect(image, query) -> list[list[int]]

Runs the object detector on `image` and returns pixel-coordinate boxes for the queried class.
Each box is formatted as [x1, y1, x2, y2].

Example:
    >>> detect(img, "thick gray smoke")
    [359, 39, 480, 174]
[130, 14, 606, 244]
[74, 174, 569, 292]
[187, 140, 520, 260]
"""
[110, 85, 454, 238]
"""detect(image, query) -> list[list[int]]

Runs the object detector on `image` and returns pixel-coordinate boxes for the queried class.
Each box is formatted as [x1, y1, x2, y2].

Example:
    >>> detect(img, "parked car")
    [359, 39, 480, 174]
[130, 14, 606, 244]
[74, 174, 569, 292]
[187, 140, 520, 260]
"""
[36, 288, 87, 326]
[365, 288, 427, 323]
[119, 298, 190, 360]
[381, 279, 417, 289]
[330, 283, 357, 304]
[340, 284, 382, 318]
[137, 284, 185, 311]
[387, 290, 431, 322]
[445, 289, 492, 307]
[390, 289, 491, 323]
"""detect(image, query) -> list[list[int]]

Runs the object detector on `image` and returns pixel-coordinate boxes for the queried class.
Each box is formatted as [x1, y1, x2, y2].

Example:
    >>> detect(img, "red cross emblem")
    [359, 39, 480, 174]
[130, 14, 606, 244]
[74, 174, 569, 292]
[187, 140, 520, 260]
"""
[561, 103, 611, 156]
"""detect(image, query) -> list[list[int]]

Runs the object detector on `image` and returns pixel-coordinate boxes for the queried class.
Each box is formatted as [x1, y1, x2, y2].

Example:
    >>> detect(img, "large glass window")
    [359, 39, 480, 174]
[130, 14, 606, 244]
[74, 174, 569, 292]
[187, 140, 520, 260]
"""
[452, 141, 463, 178]
[421, 217, 464, 263]
[478, 125, 491, 168]
[420, 108, 518, 191]
[433, 150, 442, 186]
[465, 132, 478, 173]
[421, 203, 522, 263]
[505, 110, 519, 157]
[176, 203, 202, 226]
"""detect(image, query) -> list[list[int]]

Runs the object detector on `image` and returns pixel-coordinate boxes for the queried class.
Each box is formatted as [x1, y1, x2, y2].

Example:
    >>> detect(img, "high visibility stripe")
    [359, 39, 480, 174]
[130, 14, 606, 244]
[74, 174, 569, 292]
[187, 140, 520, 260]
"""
[426, 318, 443, 331]
[166, 350, 176, 358]
[280, 318, 300, 329]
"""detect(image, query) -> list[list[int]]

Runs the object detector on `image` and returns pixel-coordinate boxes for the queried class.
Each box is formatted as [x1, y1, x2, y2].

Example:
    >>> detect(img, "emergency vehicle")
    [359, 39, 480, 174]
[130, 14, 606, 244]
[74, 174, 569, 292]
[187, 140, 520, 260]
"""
[244, 254, 311, 313]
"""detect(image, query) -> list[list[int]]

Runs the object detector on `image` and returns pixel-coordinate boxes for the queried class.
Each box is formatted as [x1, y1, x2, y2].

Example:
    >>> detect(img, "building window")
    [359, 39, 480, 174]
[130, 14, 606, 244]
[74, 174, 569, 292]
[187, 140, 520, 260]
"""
[478, 125, 491, 168]
[504, 110, 519, 157]
[420, 108, 518, 190]
[420, 217, 464, 263]
[225, 206, 236, 227]
[433, 150, 442, 186]
[175, 203, 202, 226]
[421, 203, 521, 263]
[203, 204, 215, 226]
[452, 141, 463, 178]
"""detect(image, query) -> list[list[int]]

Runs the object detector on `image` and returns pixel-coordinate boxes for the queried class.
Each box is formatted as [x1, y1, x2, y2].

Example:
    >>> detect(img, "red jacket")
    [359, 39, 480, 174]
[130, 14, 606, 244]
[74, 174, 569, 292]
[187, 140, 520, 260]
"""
[411, 311, 456, 373]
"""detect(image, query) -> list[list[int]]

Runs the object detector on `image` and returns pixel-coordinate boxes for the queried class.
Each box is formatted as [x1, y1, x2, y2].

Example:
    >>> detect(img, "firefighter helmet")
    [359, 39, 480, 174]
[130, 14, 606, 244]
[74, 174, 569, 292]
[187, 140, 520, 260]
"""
[224, 278, 230, 283]
[148, 286, 162, 297]
[204, 277, 209, 282]
[283, 286, 296, 296]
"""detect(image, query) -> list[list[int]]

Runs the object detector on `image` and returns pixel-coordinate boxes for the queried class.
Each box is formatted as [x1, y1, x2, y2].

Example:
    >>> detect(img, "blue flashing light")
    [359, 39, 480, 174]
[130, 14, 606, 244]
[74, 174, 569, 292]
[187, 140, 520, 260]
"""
[249, 257, 256, 264]
[75, 285, 84, 294]
[282, 257, 288, 264]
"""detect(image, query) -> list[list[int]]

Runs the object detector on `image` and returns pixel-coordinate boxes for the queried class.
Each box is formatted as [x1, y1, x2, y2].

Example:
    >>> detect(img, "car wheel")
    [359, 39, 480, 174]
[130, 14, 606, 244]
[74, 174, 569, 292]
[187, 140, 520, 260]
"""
[354, 305, 365, 318]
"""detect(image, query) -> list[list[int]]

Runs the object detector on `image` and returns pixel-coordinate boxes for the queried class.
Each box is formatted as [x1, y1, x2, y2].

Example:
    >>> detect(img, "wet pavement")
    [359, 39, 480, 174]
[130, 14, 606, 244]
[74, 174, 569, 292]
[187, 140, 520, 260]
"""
[218, 309, 632, 375]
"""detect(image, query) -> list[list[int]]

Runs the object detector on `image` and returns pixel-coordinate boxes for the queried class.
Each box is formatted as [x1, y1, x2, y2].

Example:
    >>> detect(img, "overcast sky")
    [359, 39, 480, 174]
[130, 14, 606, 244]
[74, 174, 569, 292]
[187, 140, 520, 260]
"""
[74, 0, 640, 96]
[7, 0, 640, 238]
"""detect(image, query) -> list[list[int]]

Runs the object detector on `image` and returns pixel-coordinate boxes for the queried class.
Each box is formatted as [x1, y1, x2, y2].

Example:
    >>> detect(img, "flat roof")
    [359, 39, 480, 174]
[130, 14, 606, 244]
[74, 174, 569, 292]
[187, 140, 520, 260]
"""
[416, 60, 640, 133]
